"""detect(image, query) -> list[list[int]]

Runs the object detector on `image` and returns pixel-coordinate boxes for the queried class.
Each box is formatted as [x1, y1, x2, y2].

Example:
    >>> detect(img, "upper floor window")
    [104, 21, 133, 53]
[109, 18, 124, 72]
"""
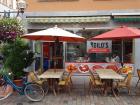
[0, 0, 13, 9]
[0, 0, 6, 5]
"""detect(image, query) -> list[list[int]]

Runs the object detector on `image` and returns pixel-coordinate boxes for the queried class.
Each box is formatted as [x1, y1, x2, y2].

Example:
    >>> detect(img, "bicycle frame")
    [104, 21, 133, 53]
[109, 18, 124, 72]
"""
[1, 68, 45, 102]
[3, 74, 30, 95]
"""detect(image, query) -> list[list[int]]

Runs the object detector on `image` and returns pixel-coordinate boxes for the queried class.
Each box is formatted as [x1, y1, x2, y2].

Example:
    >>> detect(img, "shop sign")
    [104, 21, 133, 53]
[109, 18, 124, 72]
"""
[87, 40, 112, 53]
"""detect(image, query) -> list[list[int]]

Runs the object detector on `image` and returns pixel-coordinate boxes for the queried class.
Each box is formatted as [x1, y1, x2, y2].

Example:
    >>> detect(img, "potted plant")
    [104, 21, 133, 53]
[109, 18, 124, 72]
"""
[0, 18, 24, 43]
[1, 38, 34, 85]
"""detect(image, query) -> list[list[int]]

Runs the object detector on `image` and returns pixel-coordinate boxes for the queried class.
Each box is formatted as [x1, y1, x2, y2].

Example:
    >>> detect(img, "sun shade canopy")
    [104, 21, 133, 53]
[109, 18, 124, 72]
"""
[89, 26, 140, 40]
[22, 26, 86, 42]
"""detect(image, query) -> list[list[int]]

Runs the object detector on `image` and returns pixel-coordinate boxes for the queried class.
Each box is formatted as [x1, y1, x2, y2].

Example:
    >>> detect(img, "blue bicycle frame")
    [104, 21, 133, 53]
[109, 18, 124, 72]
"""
[3, 74, 31, 95]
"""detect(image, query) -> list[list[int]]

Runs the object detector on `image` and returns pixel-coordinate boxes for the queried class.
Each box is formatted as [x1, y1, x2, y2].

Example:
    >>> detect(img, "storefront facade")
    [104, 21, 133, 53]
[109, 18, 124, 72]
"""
[24, 0, 140, 74]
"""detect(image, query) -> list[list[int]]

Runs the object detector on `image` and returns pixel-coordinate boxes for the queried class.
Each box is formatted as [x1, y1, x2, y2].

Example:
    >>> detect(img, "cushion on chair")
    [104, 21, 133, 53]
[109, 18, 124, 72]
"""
[95, 80, 103, 85]
[28, 72, 47, 85]
[117, 82, 127, 87]
[58, 80, 66, 85]
[36, 80, 44, 85]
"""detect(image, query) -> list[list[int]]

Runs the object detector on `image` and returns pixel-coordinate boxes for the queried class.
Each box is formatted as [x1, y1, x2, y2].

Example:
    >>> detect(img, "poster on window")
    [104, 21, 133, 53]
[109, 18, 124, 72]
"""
[87, 40, 112, 53]
[65, 62, 134, 75]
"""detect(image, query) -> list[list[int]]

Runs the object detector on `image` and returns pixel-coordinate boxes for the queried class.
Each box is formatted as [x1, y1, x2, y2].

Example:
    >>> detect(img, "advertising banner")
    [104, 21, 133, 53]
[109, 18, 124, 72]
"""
[65, 62, 134, 75]
[87, 40, 112, 53]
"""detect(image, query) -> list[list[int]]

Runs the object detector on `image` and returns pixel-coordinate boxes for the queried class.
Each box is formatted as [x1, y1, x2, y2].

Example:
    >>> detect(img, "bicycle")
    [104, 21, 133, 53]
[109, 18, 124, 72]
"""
[0, 73, 45, 102]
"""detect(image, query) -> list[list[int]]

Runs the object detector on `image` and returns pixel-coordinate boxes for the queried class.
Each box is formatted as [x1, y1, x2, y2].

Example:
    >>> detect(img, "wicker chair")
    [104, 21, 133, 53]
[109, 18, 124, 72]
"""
[28, 72, 48, 92]
[28, 72, 43, 84]
[61, 71, 73, 85]
[88, 70, 104, 94]
[116, 73, 132, 95]
[58, 72, 72, 94]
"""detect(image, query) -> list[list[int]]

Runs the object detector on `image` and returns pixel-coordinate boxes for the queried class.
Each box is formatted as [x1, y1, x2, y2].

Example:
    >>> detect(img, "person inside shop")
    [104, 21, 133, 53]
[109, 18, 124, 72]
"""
[111, 53, 120, 63]
[84, 54, 90, 62]
[104, 53, 111, 63]
[75, 45, 85, 62]
[105, 56, 110, 62]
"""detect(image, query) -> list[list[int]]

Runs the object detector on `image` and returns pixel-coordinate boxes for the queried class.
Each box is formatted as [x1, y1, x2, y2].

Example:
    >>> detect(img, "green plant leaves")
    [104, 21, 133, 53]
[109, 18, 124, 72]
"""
[1, 38, 34, 79]
[0, 18, 24, 43]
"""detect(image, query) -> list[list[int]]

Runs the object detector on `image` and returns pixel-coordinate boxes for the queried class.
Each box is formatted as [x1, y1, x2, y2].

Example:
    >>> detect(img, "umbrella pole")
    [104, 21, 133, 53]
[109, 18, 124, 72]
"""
[121, 40, 124, 62]
[63, 42, 66, 70]
[54, 37, 59, 72]
[54, 43, 57, 72]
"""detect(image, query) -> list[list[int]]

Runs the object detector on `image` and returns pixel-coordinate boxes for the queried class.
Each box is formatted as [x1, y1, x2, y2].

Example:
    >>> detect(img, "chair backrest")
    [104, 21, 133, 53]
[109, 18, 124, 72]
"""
[89, 70, 94, 79]
[137, 69, 140, 79]
[61, 71, 68, 80]
[89, 70, 98, 85]
[89, 69, 93, 75]
[117, 68, 123, 74]
[65, 72, 72, 85]
[28, 72, 39, 82]
[37, 68, 43, 75]
[124, 73, 132, 86]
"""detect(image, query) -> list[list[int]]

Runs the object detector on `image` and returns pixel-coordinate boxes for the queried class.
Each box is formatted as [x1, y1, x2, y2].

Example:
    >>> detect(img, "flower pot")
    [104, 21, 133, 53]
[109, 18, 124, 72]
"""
[13, 79, 23, 87]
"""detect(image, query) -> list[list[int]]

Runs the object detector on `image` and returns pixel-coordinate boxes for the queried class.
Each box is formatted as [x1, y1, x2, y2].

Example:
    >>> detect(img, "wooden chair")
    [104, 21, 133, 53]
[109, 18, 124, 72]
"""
[28, 72, 42, 84]
[135, 69, 140, 88]
[116, 73, 132, 95]
[61, 71, 73, 85]
[88, 70, 104, 94]
[28, 72, 48, 92]
[58, 72, 72, 94]
[117, 68, 124, 74]
[89, 69, 99, 80]
[92, 65, 104, 78]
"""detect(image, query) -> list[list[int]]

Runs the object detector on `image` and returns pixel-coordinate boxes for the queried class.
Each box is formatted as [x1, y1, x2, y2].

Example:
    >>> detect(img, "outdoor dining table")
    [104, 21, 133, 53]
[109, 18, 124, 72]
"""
[96, 69, 124, 97]
[38, 69, 64, 96]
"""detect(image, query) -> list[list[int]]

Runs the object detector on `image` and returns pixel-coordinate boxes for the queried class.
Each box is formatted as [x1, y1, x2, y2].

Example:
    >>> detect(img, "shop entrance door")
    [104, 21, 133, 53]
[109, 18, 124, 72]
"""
[43, 42, 63, 70]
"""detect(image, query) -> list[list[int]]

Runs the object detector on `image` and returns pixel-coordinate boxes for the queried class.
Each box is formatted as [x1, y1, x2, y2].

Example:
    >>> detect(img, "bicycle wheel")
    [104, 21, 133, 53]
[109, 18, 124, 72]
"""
[24, 83, 45, 102]
[0, 84, 13, 101]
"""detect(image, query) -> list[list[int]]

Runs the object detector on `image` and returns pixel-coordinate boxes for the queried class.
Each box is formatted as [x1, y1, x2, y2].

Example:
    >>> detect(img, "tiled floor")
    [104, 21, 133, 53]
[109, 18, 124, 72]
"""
[1, 75, 140, 105]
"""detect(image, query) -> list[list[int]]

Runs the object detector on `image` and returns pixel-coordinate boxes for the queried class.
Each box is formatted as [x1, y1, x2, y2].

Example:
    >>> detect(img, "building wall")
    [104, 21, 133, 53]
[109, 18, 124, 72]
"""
[0, 0, 17, 17]
[134, 39, 140, 75]
[25, 0, 140, 71]
[26, 0, 140, 12]
[0, 0, 17, 9]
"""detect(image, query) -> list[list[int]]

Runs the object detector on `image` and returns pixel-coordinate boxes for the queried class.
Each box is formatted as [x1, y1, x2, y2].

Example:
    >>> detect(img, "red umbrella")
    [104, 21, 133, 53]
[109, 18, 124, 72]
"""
[90, 26, 140, 40]
[89, 26, 140, 62]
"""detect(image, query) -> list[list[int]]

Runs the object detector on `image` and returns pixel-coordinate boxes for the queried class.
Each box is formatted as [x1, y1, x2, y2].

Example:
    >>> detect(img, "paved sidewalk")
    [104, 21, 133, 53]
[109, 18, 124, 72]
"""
[0, 75, 140, 105]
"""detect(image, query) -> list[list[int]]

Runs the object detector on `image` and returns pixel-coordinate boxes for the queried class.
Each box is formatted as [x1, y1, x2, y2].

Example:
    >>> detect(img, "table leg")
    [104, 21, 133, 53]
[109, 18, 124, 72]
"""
[52, 87, 57, 96]
[48, 78, 57, 96]
[103, 79, 118, 97]
[103, 81, 108, 96]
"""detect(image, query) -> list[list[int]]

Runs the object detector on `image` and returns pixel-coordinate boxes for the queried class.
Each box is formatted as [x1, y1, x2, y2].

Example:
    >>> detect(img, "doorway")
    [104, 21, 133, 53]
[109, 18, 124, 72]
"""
[43, 42, 63, 69]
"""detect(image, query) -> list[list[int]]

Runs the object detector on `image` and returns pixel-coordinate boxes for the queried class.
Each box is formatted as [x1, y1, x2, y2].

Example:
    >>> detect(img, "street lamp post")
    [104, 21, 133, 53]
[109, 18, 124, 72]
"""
[16, 0, 27, 17]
